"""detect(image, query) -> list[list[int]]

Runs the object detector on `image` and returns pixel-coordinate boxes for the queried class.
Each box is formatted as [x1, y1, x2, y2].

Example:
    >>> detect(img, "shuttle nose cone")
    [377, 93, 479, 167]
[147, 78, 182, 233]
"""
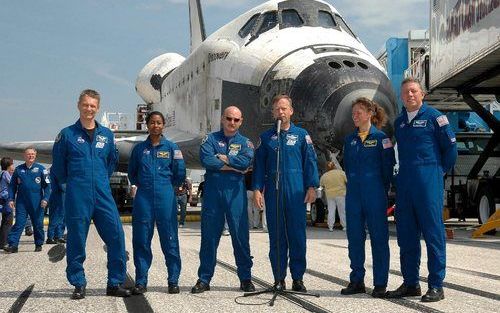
[289, 56, 397, 153]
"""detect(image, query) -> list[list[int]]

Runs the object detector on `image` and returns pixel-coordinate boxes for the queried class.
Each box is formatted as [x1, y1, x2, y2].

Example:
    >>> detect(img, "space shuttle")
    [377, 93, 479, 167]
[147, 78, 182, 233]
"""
[0, 0, 397, 171]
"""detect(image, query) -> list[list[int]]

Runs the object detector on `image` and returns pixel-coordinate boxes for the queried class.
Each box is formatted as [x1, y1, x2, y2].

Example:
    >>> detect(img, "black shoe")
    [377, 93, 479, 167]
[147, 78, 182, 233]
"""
[292, 280, 307, 292]
[386, 283, 421, 298]
[25, 230, 33, 236]
[168, 284, 180, 294]
[273, 280, 286, 291]
[46, 238, 58, 244]
[132, 285, 147, 295]
[4, 246, 18, 253]
[341, 282, 366, 295]
[71, 285, 86, 300]
[56, 237, 66, 244]
[240, 280, 255, 292]
[34, 245, 42, 252]
[421, 288, 444, 302]
[371, 286, 387, 298]
[106, 285, 132, 297]
[191, 280, 210, 294]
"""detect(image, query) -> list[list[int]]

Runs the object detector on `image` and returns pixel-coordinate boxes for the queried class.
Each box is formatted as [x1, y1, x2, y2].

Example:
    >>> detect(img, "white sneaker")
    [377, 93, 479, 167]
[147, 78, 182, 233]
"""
[328, 228, 334, 232]
[222, 229, 230, 236]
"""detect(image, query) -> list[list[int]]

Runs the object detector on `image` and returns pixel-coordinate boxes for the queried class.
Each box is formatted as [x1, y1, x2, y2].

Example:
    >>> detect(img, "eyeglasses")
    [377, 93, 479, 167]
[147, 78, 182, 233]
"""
[224, 116, 241, 123]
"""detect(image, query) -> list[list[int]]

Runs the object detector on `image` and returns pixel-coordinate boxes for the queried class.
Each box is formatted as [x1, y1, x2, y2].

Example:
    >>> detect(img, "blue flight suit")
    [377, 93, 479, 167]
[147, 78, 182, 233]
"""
[252, 123, 319, 281]
[52, 120, 126, 288]
[128, 136, 186, 287]
[197, 130, 254, 284]
[343, 125, 395, 287]
[8, 163, 51, 247]
[394, 103, 457, 289]
[47, 171, 66, 240]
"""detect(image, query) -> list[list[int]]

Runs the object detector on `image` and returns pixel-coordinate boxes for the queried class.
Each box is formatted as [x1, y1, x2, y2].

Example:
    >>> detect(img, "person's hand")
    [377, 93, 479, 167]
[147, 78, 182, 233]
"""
[41, 200, 48, 208]
[304, 187, 317, 204]
[8, 201, 15, 211]
[217, 154, 229, 164]
[254, 190, 264, 209]
[130, 185, 137, 198]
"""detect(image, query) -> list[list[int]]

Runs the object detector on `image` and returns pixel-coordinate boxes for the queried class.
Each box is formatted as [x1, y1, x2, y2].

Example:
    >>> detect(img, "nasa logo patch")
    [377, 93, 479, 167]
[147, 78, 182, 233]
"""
[77, 137, 85, 144]
[143, 149, 150, 155]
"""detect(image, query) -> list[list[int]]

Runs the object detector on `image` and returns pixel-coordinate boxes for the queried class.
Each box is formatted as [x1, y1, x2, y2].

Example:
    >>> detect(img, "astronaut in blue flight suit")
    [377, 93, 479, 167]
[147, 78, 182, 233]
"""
[46, 170, 66, 244]
[128, 111, 186, 295]
[387, 78, 457, 302]
[52, 89, 131, 300]
[191, 106, 255, 294]
[5, 148, 50, 253]
[253, 95, 319, 292]
[340, 98, 395, 298]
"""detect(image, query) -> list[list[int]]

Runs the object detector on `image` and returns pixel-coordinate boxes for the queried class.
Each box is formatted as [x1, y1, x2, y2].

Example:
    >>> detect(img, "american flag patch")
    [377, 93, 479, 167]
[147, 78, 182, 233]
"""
[247, 140, 254, 149]
[305, 135, 313, 144]
[173, 150, 183, 159]
[382, 138, 393, 149]
[436, 115, 449, 127]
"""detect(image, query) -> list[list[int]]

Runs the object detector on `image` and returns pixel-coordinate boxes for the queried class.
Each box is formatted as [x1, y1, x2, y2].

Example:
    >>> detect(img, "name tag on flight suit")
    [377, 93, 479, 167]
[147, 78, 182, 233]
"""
[286, 134, 298, 146]
[363, 139, 377, 147]
[413, 120, 427, 127]
[228, 144, 241, 156]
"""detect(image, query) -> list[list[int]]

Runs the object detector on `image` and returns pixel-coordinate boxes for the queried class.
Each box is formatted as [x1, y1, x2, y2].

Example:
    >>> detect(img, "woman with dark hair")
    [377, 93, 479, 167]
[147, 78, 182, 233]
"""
[0, 157, 14, 249]
[340, 97, 395, 298]
[127, 111, 186, 295]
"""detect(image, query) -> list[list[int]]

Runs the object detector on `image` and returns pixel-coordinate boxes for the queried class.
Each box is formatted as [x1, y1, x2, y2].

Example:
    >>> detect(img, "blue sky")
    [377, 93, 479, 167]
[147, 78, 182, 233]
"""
[0, 0, 429, 142]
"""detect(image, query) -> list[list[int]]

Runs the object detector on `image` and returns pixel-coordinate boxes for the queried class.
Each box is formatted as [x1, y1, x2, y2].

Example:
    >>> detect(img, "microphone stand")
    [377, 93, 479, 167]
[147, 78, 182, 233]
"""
[243, 119, 319, 306]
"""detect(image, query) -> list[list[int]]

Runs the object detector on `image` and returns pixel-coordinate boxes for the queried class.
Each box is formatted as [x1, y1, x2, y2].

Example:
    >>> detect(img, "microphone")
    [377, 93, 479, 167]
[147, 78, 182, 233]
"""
[276, 118, 282, 135]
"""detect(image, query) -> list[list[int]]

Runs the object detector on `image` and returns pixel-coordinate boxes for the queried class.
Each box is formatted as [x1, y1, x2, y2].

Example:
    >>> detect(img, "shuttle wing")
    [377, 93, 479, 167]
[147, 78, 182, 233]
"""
[0, 129, 203, 171]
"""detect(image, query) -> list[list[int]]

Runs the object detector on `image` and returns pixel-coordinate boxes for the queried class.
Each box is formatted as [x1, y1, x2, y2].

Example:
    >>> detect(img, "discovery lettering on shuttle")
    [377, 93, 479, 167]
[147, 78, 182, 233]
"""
[208, 51, 230, 63]
[445, 0, 499, 41]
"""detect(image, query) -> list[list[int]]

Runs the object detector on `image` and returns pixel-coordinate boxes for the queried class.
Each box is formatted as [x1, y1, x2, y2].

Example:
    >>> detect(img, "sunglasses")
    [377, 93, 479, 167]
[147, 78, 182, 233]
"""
[224, 116, 241, 123]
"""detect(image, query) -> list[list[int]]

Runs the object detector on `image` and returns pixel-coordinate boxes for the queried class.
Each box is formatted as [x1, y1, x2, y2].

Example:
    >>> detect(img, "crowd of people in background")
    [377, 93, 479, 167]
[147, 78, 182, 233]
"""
[1, 78, 457, 303]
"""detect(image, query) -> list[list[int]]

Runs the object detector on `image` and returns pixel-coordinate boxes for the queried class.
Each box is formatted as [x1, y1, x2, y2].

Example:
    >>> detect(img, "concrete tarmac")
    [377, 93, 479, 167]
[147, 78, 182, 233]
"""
[0, 222, 498, 313]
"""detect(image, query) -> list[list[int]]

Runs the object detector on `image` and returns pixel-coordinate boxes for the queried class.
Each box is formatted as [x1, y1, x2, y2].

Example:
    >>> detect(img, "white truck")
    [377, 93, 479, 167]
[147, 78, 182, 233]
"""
[408, 0, 500, 225]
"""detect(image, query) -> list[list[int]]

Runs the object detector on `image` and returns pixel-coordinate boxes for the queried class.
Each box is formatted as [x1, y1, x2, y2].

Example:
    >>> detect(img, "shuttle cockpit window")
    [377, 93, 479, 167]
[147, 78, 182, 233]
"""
[335, 14, 358, 39]
[256, 11, 278, 36]
[281, 9, 304, 28]
[318, 10, 336, 28]
[238, 13, 260, 38]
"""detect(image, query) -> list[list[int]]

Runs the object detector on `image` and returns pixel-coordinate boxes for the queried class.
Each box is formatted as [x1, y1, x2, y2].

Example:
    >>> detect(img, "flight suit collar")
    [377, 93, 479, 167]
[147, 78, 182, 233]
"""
[145, 135, 168, 148]
[402, 102, 428, 122]
[74, 119, 104, 135]
[218, 130, 240, 141]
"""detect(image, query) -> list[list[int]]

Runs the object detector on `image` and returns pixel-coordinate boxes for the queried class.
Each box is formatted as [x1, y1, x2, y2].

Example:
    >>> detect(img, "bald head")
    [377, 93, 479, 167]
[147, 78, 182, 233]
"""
[221, 105, 243, 136]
